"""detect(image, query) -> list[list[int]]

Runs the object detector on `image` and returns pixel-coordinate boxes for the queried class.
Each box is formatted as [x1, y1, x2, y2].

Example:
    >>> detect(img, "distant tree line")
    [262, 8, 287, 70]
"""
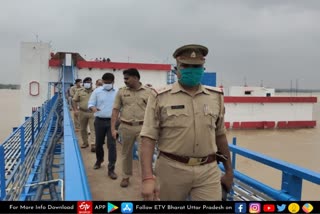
[0, 84, 20, 89]
[275, 88, 320, 93]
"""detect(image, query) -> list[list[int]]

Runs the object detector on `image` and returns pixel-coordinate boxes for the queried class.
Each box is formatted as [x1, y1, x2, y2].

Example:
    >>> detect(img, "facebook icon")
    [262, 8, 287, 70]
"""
[235, 203, 247, 213]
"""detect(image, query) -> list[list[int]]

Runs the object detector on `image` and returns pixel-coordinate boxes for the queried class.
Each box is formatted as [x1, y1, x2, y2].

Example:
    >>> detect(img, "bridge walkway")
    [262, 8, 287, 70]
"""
[75, 129, 142, 201]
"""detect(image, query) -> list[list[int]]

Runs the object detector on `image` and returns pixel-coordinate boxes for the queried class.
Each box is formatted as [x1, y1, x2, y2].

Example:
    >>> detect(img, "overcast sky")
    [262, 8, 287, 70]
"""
[1, 0, 320, 89]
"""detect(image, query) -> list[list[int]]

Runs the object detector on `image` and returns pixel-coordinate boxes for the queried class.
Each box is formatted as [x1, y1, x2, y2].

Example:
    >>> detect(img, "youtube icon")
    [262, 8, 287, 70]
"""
[263, 204, 275, 212]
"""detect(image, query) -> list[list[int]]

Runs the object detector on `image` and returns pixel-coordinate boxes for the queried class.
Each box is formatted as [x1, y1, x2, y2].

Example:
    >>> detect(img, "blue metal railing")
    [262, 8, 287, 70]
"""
[1, 62, 91, 201]
[62, 63, 92, 200]
[0, 146, 5, 201]
[220, 137, 320, 201]
[0, 95, 58, 200]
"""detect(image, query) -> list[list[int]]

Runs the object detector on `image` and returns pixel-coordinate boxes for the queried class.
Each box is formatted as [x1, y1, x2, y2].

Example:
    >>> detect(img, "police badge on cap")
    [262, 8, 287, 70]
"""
[173, 44, 208, 65]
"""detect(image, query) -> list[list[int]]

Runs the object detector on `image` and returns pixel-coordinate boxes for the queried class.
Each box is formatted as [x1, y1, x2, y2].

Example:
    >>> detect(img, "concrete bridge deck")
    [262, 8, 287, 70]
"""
[76, 132, 142, 201]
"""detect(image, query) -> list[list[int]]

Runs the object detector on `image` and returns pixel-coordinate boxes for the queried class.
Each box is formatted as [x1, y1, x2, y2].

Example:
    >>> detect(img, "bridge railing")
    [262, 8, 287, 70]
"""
[62, 64, 92, 201]
[62, 96, 92, 200]
[220, 137, 320, 201]
[0, 95, 58, 200]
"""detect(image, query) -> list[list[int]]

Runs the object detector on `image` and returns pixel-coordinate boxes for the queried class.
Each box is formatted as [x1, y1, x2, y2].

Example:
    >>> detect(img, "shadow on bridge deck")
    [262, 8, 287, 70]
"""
[76, 132, 142, 201]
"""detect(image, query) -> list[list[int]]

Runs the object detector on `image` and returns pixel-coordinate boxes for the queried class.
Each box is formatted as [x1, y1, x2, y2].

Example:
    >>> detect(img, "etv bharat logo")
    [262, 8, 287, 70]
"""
[77, 201, 93, 214]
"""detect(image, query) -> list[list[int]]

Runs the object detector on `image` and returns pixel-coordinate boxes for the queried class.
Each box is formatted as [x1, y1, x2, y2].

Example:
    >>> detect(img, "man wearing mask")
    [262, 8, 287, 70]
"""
[139, 44, 233, 201]
[73, 77, 96, 152]
[88, 73, 118, 180]
[70, 79, 82, 130]
[111, 68, 151, 188]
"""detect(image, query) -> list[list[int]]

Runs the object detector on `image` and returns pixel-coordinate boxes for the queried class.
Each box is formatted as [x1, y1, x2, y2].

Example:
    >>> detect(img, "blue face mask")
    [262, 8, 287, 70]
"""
[179, 67, 204, 87]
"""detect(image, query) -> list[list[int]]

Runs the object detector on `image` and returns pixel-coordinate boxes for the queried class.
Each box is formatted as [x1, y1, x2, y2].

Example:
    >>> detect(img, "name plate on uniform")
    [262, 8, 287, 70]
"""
[171, 105, 185, 109]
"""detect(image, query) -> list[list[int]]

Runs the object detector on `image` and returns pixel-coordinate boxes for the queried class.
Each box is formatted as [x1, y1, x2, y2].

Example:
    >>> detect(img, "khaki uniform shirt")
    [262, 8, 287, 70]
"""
[73, 88, 94, 111]
[113, 84, 151, 122]
[140, 82, 226, 157]
[70, 85, 83, 98]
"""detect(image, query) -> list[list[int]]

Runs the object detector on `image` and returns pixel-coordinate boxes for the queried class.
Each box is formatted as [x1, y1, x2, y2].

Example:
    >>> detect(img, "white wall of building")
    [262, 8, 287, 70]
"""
[225, 103, 314, 123]
[77, 69, 168, 89]
[19, 42, 59, 122]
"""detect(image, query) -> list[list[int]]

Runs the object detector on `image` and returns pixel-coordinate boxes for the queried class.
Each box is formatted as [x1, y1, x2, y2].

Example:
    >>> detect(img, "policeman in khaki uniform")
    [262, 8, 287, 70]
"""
[73, 77, 96, 152]
[140, 44, 234, 201]
[70, 79, 82, 130]
[111, 68, 151, 188]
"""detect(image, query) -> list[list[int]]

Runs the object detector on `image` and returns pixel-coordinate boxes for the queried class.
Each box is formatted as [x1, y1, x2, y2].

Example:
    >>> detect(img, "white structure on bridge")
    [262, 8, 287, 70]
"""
[19, 42, 317, 129]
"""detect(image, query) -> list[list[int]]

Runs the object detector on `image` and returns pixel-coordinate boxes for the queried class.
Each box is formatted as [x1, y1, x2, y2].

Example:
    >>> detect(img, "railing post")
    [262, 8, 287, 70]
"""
[31, 117, 34, 144]
[229, 137, 237, 201]
[281, 171, 302, 200]
[232, 137, 236, 170]
[0, 145, 5, 200]
[20, 127, 25, 163]
[46, 101, 50, 117]
[42, 103, 46, 122]
[37, 110, 40, 132]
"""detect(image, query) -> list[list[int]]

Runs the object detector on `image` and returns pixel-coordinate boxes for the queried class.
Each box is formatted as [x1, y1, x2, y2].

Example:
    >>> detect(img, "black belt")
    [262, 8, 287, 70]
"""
[96, 117, 111, 120]
[121, 120, 143, 126]
[160, 151, 216, 166]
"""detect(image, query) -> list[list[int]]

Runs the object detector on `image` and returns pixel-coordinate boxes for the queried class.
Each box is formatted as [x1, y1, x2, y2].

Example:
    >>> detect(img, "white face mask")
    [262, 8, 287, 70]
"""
[83, 83, 91, 89]
[103, 83, 113, 90]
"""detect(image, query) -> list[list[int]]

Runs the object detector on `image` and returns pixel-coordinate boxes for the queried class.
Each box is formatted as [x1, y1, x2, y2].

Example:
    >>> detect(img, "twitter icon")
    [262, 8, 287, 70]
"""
[277, 204, 286, 212]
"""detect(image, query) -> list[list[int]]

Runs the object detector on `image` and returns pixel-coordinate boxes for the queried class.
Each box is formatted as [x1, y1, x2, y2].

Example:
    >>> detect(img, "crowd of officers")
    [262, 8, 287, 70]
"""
[67, 44, 234, 201]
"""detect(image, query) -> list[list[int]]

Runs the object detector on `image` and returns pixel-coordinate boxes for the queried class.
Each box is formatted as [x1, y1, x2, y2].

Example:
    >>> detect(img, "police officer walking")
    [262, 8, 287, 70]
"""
[111, 68, 151, 188]
[70, 79, 82, 130]
[73, 77, 96, 152]
[140, 44, 234, 201]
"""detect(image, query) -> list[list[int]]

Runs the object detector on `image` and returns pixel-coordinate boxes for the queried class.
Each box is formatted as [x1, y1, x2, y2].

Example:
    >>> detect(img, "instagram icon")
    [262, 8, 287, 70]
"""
[249, 203, 261, 213]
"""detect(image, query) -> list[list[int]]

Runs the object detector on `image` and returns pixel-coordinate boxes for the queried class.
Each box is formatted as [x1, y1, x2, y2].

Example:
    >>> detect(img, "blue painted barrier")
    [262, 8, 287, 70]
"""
[63, 97, 92, 200]
[0, 95, 58, 200]
[220, 137, 320, 200]
[1, 63, 92, 201]
[0, 146, 5, 201]
[62, 64, 92, 201]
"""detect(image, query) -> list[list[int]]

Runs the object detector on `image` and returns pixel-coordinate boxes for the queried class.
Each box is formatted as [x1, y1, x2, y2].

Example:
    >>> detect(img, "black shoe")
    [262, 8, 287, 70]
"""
[91, 146, 96, 153]
[93, 160, 104, 169]
[120, 178, 129, 187]
[108, 171, 118, 180]
[81, 144, 89, 148]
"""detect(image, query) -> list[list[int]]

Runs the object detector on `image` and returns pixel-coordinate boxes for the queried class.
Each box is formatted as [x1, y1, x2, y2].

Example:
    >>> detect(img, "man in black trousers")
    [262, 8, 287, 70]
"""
[88, 73, 118, 179]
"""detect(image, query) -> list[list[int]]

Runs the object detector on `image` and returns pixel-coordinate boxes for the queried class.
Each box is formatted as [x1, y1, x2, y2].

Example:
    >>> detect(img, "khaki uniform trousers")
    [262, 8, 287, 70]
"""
[118, 123, 142, 179]
[79, 111, 95, 147]
[155, 155, 222, 201]
[73, 111, 80, 129]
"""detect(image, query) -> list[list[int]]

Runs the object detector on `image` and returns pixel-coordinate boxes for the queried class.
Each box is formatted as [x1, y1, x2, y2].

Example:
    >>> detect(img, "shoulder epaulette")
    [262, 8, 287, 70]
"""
[204, 86, 224, 94]
[151, 85, 172, 96]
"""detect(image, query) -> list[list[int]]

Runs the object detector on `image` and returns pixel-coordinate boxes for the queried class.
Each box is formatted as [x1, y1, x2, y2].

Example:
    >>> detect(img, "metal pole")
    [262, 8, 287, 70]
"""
[31, 117, 35, 144]
[37, 110, 40, 132]
[0, 146, 5, 200]
[20, 127, 25, 162]
[232, 137, 237, 169]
